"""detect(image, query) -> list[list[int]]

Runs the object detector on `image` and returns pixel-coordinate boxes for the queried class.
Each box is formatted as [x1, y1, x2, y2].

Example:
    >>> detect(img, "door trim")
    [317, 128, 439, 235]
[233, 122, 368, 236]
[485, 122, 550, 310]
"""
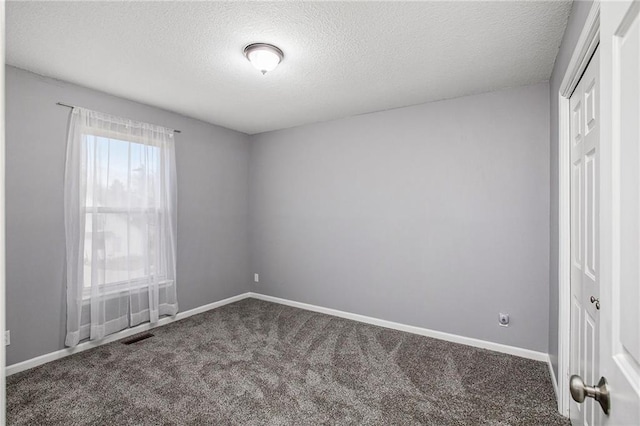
[0, 1, 5, 423]
[558, 0, 600, 417]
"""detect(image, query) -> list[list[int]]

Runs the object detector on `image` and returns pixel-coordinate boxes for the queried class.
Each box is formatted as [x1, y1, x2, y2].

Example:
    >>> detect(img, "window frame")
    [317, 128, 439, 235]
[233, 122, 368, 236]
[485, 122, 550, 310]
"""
[80, 131, 170, 299]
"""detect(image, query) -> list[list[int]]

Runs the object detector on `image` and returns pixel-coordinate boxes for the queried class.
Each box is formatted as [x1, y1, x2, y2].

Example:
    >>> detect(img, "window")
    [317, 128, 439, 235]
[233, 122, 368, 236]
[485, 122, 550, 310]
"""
[82, 135, 168, 296]
[65, 107, 178, 346]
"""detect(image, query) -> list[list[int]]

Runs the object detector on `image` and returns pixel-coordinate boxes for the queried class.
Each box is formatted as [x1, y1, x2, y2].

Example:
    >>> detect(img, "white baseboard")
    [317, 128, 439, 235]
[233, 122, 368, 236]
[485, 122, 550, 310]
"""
[248, 292, 549, 362]
[547, 355, 561, 411]
[6, 291, 549, 376]
[5, 292, 251, 376]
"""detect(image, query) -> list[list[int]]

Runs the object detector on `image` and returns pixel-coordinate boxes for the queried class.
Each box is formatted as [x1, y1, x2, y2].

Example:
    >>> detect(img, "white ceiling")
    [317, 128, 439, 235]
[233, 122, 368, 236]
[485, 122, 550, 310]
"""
[6, 1, 571, 135]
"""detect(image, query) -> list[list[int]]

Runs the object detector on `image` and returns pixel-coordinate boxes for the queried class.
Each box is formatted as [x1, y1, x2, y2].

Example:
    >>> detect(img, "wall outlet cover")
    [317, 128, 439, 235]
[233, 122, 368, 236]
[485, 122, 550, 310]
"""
[5, 330, 10, 346]
[254, 273, 259, 283]
[499, 313, 510, 327]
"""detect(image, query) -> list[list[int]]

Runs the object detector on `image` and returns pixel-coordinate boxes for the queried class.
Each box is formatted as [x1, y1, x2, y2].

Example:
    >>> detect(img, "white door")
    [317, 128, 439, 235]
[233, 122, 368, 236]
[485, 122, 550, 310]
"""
[570, 46, 601, 426]
[597, 0, 640, 425]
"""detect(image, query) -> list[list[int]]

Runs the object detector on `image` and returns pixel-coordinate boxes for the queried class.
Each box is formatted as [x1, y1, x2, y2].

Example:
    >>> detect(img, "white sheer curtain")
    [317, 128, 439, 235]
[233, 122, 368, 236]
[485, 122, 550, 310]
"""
[64, 107, 178, 347]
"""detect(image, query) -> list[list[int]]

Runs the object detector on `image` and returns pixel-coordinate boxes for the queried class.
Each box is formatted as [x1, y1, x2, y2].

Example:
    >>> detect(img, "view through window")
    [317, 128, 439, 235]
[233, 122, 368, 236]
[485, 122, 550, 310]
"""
[82, 135, 165, 293]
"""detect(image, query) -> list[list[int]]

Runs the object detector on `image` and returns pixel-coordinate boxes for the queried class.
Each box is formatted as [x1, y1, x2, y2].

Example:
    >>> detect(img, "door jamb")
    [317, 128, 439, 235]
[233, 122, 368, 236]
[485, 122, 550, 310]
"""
[1, 2, 6, 423]
[557, 0, 600, 417]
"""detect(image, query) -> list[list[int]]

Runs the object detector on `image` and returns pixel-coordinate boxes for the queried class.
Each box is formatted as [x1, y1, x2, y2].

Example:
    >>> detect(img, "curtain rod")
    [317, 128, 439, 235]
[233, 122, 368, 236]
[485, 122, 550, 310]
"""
[56, 102, 182, 133]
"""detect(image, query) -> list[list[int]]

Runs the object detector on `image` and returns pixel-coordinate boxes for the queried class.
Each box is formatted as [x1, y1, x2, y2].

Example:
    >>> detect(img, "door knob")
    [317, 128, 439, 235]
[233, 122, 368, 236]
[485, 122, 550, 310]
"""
[570, 375, 610, 415]
[590, 296, 600, 310]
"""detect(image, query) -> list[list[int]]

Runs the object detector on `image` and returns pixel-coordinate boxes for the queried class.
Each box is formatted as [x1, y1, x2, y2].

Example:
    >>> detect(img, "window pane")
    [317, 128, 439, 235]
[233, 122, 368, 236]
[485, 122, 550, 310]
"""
[84, 136, 161, 210]
[83, 134, 163, 288]
[84, 212, 161, 288]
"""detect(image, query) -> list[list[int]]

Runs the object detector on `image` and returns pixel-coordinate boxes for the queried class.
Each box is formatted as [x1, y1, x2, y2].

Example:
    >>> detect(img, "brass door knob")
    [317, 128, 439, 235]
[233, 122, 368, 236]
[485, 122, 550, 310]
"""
[570, 375, 610, 414]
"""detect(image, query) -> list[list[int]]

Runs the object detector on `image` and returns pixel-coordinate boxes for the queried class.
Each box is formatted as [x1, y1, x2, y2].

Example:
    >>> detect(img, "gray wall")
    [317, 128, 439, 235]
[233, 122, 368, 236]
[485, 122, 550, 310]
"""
[6, 66, 554, 365]
[5, 66, 251, 365]
[249, 83, 551, 352]
[548, 0, 594, 379]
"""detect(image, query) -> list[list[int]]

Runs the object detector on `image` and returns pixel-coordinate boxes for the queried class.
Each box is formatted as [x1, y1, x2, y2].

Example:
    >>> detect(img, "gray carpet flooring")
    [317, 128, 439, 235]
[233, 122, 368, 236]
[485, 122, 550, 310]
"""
[7, 298, 569, 425]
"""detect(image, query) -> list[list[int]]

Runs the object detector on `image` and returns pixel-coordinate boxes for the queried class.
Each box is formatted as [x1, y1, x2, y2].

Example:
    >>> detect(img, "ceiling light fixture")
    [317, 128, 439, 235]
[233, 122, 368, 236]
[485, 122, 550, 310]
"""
[243, 43, 284, 75]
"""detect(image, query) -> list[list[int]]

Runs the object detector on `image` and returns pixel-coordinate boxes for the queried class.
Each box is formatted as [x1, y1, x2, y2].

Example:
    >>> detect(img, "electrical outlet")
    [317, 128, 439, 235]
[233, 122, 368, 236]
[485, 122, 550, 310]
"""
[5, 330, 10, 346]
[498, 313, 510, 327]
[254, 273, 259, 283]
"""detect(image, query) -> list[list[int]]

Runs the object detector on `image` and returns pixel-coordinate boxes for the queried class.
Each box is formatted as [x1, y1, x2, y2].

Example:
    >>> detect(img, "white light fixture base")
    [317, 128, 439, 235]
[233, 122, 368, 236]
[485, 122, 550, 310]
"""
[244, 43, 284, 75]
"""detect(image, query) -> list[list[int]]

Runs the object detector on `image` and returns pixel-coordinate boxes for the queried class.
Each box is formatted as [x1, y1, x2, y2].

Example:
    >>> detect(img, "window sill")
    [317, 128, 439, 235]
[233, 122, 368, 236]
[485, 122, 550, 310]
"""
[82, 279, 173, 301]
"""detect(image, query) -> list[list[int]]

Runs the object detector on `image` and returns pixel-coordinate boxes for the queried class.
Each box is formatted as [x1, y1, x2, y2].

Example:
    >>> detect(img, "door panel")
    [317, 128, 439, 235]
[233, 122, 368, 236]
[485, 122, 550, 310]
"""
[573, 159, 583, 267]
[570, 46, 600, 426]
[617, 3, 640, 368]
[585, 312, 597, 425]
[585, 149, 596, 280]
[600, 1, 640, 425]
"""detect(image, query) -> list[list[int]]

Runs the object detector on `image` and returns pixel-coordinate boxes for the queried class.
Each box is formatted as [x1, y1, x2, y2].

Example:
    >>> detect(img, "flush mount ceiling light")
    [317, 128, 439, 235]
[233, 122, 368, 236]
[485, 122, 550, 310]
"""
[243, 43, 284, 75]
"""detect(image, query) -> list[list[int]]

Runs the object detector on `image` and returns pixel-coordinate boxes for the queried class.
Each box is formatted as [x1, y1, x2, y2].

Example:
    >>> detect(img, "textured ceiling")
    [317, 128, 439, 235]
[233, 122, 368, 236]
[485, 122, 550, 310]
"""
[6, 1, 571, 135]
